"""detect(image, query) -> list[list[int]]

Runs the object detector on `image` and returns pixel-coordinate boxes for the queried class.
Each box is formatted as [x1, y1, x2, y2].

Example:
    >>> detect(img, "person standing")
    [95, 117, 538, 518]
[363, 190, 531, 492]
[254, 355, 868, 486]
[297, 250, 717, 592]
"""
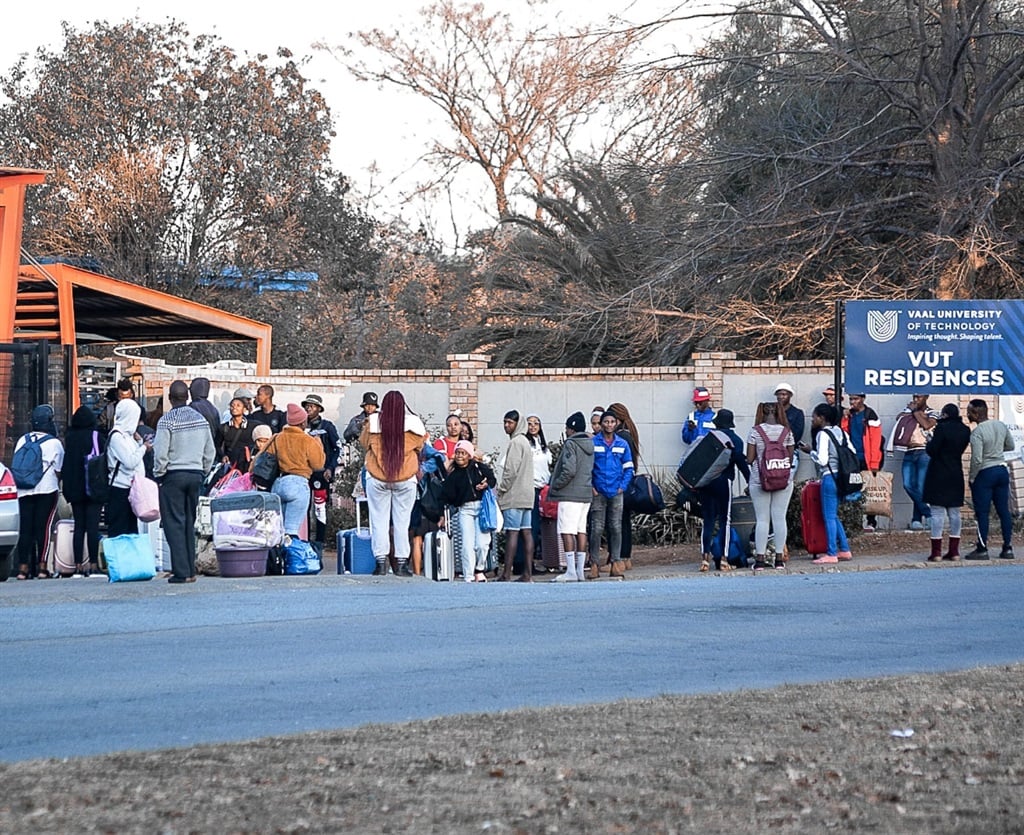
[495, 410, 535, 582]
[268, 404, 326, 544]
[775, 383, 806, 459]
[922, 404, 971, 561]
[809, 404, 853, 565]
[440, 440, 496, 583]
[61, 406, 104, 577]
[695, 409, 750, 572]
[842, 393, 884, 531]
[433, 414, 463, 462]
[302, 393, 341, 556]
[588, 410, 635, 578]
[681, 387, 716, 452]
[154, 380, 216, 584]
[745, 401, 794, 571]
[343, 391, 379, 444]
[965, 399, 1015, 560]
[360, 391, 428, 577]
[220, 387, 256, 422]
[219, 397, 254, 470]
[106, 399, 150, 539]
[525, 414, 552, 569]
[548, 412, 595, 582]
[188, 377, 222, 450]
[606, 402, 640, 570]
[247, 385, 287, 434]
[887, 394, 939, 530]
[13, 405, 64, 580]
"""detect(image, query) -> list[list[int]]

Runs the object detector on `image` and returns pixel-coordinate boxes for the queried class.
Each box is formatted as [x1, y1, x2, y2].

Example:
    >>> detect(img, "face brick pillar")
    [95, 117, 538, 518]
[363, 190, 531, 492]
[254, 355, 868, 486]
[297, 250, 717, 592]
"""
[447, 353, 491, 430]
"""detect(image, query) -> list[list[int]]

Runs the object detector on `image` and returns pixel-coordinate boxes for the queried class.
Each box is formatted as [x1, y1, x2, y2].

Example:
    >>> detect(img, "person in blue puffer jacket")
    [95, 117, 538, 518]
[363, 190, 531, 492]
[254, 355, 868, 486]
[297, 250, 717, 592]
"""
[587, 411, 634, 578]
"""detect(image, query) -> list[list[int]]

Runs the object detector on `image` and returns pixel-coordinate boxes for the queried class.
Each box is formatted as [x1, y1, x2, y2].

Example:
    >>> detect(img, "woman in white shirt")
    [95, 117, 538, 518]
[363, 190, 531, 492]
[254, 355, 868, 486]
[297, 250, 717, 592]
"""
[526, 415, 552, 569]
[14, 404, 64, 580]
[745, 401, 794, 571]
[809, 403, 853, 564]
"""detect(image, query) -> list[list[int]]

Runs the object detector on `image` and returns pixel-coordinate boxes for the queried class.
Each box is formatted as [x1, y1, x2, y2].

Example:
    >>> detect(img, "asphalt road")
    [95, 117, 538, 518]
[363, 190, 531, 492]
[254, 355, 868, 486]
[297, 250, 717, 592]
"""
[2, 566, 1022, 762]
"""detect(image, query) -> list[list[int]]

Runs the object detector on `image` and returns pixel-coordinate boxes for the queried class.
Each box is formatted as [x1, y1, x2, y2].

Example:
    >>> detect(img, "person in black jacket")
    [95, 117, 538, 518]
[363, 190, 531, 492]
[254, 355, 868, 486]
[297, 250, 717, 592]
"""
[62, 406, 104, 576]
[922, 404, 971, 561]
[696, 409, 751, 573]
[440, 440, 495, 583]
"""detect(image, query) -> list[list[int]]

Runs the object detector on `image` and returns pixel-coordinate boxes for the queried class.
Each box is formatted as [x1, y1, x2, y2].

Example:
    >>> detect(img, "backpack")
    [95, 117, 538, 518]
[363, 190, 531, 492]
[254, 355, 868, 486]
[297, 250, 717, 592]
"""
[826, 428, 864, 498]
[85, 431, 110, 502]
[677, 430, 734, 490]
[12, 432, 55, 489]
[753, 425, 792, 491]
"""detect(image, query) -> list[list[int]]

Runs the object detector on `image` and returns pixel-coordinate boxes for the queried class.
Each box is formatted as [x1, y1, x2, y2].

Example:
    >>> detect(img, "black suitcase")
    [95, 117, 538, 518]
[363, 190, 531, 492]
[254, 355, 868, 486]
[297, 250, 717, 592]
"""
[677, 431, 733, 490]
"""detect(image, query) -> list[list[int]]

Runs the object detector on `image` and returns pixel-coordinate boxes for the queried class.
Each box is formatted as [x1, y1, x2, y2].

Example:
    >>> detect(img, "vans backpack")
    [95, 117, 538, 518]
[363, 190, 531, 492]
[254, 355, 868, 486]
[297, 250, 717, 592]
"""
[826, 429, 864, 498]
[12, 432, 55, 489]
[753, 425, 791, 491]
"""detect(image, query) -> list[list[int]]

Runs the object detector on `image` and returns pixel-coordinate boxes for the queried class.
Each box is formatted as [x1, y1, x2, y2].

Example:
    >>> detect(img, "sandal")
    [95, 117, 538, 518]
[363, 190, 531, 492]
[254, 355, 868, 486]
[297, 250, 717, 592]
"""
[474, 572, 488, 583]
[699, 556, 710, 572]
[36, 569, 52, 579]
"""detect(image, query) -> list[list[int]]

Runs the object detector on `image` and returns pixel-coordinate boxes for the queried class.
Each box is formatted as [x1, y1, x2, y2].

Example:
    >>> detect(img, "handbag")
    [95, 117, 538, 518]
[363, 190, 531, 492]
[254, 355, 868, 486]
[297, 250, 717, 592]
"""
[129, 474, 161, 522]
[418, 471, 446, 523]
[861, 471, 893, 517]
[478, 487, 503, 533]
[103, 534, 157, 582]
[626, 473, 665, 515]
[251, 440, 280, 489]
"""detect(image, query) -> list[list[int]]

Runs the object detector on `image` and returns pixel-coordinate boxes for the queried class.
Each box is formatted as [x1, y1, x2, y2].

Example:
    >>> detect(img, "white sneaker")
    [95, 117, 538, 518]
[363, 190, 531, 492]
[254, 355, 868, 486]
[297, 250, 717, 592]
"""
[554, 571, 578, 583]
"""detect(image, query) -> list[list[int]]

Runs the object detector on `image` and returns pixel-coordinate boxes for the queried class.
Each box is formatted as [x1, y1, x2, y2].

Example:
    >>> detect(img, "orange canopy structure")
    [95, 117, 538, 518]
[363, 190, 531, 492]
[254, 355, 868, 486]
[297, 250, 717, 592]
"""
[0, 167, 272, 375]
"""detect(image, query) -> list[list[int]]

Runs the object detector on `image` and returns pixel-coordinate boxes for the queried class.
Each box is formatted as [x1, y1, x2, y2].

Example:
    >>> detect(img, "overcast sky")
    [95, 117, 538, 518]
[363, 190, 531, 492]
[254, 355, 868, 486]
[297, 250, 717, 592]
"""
[3, 1, 704, 245]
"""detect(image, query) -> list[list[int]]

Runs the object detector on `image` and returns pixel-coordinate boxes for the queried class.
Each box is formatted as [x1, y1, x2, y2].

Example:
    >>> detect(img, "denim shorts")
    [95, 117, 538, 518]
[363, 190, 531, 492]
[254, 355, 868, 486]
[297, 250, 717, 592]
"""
[502, 507, 533, 530]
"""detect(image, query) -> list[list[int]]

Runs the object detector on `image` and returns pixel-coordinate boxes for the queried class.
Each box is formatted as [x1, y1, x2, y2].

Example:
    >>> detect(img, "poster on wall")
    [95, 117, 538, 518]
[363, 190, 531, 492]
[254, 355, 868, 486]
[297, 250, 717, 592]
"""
[845, 300, 1024, 395]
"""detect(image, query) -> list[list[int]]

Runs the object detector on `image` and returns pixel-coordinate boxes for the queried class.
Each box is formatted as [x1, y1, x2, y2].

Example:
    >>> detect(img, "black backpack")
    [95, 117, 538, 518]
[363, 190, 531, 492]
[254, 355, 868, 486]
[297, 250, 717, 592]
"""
[826, 429, 864, 498]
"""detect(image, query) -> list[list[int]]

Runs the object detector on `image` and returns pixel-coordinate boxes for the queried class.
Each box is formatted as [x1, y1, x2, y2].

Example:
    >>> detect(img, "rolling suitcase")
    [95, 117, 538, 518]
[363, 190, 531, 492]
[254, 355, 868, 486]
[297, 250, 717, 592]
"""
[54, 518, 76, 576]
[423, 511, 455, 581]
[677, 430, 734, 489]
[210, 491, 284, 550]
[337, 499, 374, 574]
[801, 480, 828, 556]
[541, 516, 566, 570]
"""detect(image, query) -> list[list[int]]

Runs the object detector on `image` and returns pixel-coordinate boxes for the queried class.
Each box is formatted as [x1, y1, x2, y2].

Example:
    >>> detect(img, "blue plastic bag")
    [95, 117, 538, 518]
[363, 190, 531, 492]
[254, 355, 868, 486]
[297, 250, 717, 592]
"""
[284, 539, 322, 575]
[478, 488, 503, 533]
[103, 534, 157, 582]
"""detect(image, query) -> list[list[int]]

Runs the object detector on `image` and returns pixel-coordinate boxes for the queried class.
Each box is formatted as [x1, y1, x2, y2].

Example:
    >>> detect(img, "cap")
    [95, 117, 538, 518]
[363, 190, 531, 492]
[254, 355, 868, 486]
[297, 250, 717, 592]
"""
[774, 382, 794, 395]
[822, 385, 835, 395]
[712, 409, 735, 430]
[286, 403, 306, 426]
[361, 392, 379, 407]
[693, 387, 710, 402]
[233, 387, 255, 400]
[566, 411, 586, 433]
[301, 393, 324, 410]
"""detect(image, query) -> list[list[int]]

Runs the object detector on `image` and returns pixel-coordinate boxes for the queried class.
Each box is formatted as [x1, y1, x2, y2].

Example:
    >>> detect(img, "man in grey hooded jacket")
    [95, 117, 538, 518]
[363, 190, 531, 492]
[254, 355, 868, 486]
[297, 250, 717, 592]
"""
[496, 409, 534, 581]
[548, 411, 594, 582]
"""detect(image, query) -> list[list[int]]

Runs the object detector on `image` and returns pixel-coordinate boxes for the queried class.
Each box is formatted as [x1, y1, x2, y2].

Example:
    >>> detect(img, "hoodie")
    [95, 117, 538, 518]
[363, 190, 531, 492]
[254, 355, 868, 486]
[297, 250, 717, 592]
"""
[108, 400, 147, 488]
[62, 406, 101, 503]
[547, 431, 595, 504]
[496, 413, 534, 510]
[189, 377, 222, 447]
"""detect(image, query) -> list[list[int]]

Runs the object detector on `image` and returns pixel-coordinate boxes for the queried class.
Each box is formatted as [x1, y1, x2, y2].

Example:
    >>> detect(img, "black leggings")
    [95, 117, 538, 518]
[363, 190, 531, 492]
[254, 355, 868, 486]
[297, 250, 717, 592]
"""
[71, 500, 102, 566]
[18, 492, 58, 576]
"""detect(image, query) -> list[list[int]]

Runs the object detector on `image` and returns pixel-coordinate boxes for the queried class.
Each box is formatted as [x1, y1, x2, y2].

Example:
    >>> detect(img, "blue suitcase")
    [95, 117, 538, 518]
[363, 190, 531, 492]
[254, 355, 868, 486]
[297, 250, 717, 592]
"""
[337, 500, 374, 574]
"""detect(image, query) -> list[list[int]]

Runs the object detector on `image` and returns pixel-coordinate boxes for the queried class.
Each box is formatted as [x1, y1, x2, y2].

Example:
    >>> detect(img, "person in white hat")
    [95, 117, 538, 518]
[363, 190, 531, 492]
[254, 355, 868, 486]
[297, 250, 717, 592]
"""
[775, 383, 806, 459]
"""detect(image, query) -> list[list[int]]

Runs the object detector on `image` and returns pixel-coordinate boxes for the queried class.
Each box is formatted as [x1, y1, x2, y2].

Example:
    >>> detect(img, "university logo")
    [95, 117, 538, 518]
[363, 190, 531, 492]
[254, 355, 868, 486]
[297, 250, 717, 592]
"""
[867, 309, 899, 343]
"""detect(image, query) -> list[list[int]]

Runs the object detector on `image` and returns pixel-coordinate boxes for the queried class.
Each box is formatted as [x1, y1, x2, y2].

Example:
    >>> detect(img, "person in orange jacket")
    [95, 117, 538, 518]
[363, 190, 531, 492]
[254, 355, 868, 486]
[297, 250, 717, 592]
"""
[842, 393, 884, 530]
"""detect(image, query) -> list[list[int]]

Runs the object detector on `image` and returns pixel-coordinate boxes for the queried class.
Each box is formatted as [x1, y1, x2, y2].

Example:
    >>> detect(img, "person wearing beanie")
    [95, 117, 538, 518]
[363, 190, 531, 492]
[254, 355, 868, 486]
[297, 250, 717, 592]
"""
[441, 440, 497, 582]
[154, 381, 215, 584]
[13, 405, 64, 580]
[922, 404, 971, 561]
[548, 412, 594, 582]
[268, 404, 327, 545]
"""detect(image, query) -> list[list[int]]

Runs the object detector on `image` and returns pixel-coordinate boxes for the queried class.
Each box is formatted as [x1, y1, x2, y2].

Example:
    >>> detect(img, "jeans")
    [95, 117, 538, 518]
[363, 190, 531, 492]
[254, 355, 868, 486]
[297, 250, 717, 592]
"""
[901, 450, 931, 523]
[456, 501, 491, 580]
[365, 474, 418, 560]
[697, 476, 730, 559]
[589, 491, 624, 562]
[928, 505, 962, 538]
[159, 470, 202, 580]
[272, 474, 311, 538]
[971, 465, 1012, 549]
[820, 474, 850, 557]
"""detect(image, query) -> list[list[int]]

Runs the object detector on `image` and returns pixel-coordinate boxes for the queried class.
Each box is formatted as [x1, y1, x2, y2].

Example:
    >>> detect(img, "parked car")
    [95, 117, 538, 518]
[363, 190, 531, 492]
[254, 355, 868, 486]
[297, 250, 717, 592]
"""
[0, 461, 19, 581]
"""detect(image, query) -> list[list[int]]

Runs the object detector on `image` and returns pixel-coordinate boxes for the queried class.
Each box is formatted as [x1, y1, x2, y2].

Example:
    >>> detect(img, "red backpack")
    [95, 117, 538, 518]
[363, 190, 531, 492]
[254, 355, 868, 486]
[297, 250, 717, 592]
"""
[754, 425, 791, 491]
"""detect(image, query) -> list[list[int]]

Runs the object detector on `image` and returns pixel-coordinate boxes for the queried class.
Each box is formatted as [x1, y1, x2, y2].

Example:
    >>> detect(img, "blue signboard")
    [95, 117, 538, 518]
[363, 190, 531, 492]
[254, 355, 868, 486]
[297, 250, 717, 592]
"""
[845, 300, 1024, 395]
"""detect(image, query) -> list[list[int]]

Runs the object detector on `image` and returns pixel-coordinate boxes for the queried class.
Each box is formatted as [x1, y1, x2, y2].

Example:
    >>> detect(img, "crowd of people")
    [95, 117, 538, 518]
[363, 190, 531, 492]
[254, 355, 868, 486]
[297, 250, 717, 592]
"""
[8, 377, 1017, 583]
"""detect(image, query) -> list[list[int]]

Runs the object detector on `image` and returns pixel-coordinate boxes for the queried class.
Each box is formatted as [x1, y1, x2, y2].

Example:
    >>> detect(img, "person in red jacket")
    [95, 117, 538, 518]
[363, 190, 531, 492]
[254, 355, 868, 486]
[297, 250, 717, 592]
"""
[842, 393, 884, 530]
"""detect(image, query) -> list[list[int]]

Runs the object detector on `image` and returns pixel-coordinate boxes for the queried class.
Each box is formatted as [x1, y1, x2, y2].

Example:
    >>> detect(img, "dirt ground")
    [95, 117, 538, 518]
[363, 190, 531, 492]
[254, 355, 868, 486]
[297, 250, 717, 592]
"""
[2, 534, 1019, 834]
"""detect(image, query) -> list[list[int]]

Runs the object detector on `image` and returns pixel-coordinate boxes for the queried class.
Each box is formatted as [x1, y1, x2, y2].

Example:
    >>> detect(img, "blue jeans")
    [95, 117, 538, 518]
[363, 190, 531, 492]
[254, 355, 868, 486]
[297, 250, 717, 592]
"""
[272, 474, 311, 538]
[901, 450, 931, 523]
[971, 465, 1012, 549]
[697, 476, 730, 560]
[821, 474, 850, 556]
